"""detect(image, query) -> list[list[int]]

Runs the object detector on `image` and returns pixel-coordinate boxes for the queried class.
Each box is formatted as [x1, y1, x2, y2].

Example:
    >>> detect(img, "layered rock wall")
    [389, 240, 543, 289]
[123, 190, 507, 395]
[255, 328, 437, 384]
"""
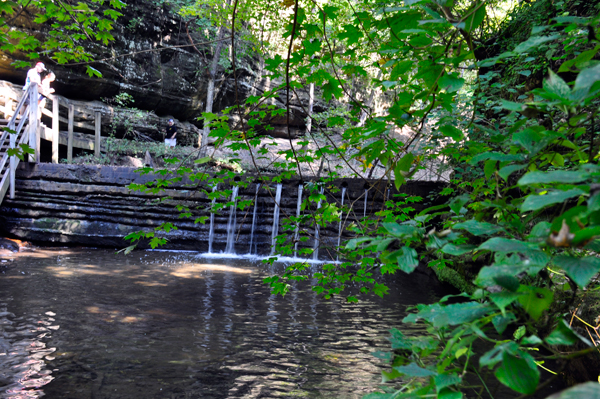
[0, 163, 444, 258]
[0, 0, 312, 137]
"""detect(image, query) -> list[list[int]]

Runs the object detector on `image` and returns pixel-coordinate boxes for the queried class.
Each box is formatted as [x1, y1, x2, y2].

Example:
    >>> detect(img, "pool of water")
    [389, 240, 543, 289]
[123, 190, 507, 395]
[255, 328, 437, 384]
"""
[0, 248, 447, 399]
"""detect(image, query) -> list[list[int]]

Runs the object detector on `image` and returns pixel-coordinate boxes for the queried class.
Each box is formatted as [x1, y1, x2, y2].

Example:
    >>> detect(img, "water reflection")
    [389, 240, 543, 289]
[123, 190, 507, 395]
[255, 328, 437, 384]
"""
[0, 249, 444, 399]
[0, 305, 57, 398]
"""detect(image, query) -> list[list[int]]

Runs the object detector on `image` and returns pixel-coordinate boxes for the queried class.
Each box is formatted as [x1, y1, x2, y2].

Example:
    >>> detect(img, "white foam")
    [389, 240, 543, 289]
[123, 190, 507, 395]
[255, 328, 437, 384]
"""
[195, 252, 337, 264]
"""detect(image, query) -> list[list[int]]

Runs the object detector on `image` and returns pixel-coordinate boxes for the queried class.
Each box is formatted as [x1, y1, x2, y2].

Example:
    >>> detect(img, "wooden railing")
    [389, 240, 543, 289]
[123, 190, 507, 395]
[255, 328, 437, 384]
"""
[0, 81, 105, 162]
[0, 84, 37, 204]
[0, 81, 106, 205]
[39, 96, 103, 162]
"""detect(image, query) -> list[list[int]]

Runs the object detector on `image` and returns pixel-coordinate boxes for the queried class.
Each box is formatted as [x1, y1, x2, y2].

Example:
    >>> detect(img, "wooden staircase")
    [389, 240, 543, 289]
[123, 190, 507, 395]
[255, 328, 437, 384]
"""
[0, 80, 135, 207]
[0, 86, 36, 205]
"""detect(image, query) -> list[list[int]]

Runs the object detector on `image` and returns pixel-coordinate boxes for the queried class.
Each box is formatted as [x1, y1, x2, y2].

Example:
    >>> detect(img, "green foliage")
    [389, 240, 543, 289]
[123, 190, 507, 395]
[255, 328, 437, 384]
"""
[113, 0, 600, 397]
[0, 0, 123, 69]
[102, 92, 135, 108]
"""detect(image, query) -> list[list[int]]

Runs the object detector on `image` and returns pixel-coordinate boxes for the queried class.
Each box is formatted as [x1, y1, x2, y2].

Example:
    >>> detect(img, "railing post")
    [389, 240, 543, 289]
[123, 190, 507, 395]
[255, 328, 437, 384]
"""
[28, 85, 38, 163]
[94, 110, 101, 158]
[6, 98, 13, 120]
[52, 95, 59, 163]
[9, 119, 16, 199]
[68, 103, 74, 162]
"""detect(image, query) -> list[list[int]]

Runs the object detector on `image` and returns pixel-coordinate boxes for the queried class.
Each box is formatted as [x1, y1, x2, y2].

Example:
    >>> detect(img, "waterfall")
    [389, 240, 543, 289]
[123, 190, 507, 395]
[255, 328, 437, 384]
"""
[248, 184, 261, 254]
[312, 186, 325, 261]
[225, 186, 239, 254]
[337, 186, 346, 260]
[293, 184, 303, 258]
[207, 185, 218, 253]
[269, 184, 283, 256]
[363, 187, 369, 218]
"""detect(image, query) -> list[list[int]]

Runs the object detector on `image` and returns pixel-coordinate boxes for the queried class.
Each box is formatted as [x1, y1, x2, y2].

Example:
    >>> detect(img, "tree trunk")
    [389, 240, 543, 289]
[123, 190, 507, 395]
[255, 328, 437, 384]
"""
[300, 63, 315, 158]
[199, 21, 227, 157]
[358, 70, 382, 127]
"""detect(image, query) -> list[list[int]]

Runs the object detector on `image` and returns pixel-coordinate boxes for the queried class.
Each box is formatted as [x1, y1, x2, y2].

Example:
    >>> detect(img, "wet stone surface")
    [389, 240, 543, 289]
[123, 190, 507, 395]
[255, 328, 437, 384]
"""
[0, 249, 445, 398]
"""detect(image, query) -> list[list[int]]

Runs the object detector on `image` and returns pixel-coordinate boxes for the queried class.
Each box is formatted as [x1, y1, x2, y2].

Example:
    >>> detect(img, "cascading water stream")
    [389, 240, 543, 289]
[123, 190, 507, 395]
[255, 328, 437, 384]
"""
[207, 185, 218, 253]
[269, 184, 283, 256]
[248, 184, 261, 255]
[293, 184, 303, 258]
[225, 186, 239, 254]
[336, 186, 346, 261]
[363, 187, 369, 218]
[312, 186, 325, 261]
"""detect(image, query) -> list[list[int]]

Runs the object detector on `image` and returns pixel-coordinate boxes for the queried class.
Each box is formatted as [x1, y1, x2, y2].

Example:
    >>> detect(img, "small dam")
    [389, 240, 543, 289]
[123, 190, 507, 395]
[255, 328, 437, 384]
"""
[0, 163, 444, 259]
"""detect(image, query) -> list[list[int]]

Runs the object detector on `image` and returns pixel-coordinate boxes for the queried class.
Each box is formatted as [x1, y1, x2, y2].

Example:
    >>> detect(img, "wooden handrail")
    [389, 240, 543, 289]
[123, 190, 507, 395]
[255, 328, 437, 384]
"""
[1, 84, 35, 203]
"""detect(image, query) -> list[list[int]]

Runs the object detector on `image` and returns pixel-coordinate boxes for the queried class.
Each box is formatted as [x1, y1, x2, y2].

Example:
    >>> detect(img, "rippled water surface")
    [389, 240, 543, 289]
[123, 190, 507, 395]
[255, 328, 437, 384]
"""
[0, 248, 446, 399]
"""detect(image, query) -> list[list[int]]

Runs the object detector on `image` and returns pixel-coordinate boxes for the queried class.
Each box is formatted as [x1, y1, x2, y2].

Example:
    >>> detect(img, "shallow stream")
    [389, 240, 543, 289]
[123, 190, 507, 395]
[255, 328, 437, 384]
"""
[0, 248, 446, 399]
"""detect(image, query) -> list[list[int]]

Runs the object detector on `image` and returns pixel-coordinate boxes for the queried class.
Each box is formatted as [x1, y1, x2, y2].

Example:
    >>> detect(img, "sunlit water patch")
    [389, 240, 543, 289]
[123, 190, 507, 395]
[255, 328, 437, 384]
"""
[0, 248, 448, 399]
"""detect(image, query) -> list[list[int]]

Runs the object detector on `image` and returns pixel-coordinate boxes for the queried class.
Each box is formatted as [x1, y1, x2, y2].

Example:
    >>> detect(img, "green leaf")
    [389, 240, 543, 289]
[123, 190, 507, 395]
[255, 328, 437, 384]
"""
[440, 244, 476, 256]
[388, 328, 411, 350]
[545, 320, 586, 346]
[574, 64, 600, 97]
[521, 335, 543, 345]
[476, 261, 547, 288]
[513, 34, 560, 54]
[391, 60, 413, 79]
[494, 275, 520, 292]
[86, 65, 102, 78]
[453, 220, 505, 236]
[381, 368, 402, 383]
[490, 291, 524, 314]
[528, 221, 551, 239]
[551, 205, 588, 233]
[322, 78, 343, 100]
[117, 244, 136, 255]
[394, 246, 419, 273]
[383, 223, 418, 238]
[403, 302, 492, 328]
[438, 73, 465, 93]
[495, 351, 539, 394]
[438, 389, 462, 399]
[339, 24, 363, 45]
[513, 325, 526, 340]
[418, 63, 444, 88]
[521, 188, 585, 212]
[394, 362, 437, 377]
[478, 238, 537, 253]
[396, 152, 414, 172]
[572, 226, 600, 246]
[449, 195, 469, 215]
[470, 152, 525, 164]
[559, 45, 600, 72]
[434, 374, 462, 392]
[518, 170, 591, 185]
[501, 99, 525, 112]
[554, 255, 600, 287]
[463, 1, 486, 32]
[493, 313, 516, 334]
[512, 128, 547, 155]
[544, 69, 571, 99]
[517, 285, 554, 321]
[376, 238, 396, 252]
[346, 237, 372, 250]
[545, 382, 600, 399]
[484, 159, 496, 179]
[439, 124, 463, 141]
[499, 164, 527, 181]
[480, 342, 518, 368]
[195, 157, 211, 164]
